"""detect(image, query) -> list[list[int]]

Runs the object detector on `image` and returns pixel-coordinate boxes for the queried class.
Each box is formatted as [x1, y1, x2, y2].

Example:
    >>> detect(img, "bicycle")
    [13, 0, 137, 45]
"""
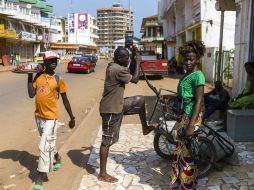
[141, 65, 235, 178]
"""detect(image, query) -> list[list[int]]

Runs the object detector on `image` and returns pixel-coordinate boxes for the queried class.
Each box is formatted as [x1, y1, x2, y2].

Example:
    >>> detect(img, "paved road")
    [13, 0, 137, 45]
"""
[0, 60, 108, 190]
[0, 59, 187, 190]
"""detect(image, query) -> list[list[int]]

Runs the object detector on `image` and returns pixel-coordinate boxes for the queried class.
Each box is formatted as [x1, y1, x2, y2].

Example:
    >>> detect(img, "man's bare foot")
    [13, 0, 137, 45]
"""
[143, 123, 158, 135]
[98, 173, 118, 183]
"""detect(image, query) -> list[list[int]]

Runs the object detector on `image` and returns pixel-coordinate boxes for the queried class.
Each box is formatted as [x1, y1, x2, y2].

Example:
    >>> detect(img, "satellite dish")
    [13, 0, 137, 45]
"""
[26, 4, 32, 9]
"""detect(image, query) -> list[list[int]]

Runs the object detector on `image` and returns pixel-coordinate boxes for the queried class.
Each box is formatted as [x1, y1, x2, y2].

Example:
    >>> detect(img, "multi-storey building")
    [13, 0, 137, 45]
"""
[140, 15, 164, 57]
[158, 0, 236, 84]
[0, 0, 58, 65]
[50, 13, 98, 55]
[97, 2, 133, 54]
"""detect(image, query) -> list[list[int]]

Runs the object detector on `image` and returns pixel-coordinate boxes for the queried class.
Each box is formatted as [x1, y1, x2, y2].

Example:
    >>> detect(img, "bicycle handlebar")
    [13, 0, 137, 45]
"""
[140, 65, 177, 96]
[140, 65, 160, 96]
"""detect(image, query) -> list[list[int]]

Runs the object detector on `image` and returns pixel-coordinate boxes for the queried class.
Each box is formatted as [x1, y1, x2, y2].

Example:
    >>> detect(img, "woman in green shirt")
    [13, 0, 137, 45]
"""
[170, 40, 206, 190]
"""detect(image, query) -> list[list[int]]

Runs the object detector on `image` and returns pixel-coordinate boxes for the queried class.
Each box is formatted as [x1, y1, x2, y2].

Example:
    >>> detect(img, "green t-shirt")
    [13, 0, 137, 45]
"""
[177, 70, 205, 116]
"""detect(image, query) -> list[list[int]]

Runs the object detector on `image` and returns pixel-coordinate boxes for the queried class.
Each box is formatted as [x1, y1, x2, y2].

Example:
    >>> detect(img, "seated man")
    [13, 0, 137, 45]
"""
[228, 61, 254, 109]
[203, 81, 230, 119]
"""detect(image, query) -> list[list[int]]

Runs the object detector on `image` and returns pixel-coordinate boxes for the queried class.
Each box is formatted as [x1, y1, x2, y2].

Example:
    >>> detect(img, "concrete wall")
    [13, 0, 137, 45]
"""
[204, 47, 218, 83]
[232, 0, 252, 96]
[200, 0, 236, 50]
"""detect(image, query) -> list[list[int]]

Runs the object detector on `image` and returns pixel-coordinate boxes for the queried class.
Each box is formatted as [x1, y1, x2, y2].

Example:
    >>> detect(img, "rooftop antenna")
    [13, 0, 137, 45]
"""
[70, 0, 73, 13]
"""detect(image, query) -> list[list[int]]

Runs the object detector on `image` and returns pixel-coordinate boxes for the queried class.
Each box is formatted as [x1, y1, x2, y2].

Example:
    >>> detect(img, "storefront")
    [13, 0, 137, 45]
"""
[6, 31, 39, 64]
[0, 24, 17, 65]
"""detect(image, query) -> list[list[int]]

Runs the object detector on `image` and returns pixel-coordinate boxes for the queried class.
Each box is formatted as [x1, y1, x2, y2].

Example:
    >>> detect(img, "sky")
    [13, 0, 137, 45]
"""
[47, 0, 158, 38]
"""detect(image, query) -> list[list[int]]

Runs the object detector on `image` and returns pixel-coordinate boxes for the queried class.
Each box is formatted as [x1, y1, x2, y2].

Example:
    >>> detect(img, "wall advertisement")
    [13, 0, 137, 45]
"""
[68, 13, 75, 34]
[78, 13, 89, 33]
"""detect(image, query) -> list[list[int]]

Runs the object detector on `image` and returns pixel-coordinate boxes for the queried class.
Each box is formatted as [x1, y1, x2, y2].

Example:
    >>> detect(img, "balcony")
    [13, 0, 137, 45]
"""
[145, 22, 160, 27]
[41, 5, 53, 13]
[19, 0, 37, 4]
[33, 0, 46, 9]
[141, 36, 164, 42]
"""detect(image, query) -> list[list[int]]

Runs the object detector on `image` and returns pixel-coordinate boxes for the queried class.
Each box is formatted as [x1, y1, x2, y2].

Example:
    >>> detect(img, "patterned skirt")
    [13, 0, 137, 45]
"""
[169, 113, 202, 190]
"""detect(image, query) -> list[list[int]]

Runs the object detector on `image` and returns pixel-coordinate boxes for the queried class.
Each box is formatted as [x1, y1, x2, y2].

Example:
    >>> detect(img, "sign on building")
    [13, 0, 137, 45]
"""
[215, 0, 236, 11]
[20, 31, 36, 41]
[78, 13, 88, 30]
[68, 13, 75, 33]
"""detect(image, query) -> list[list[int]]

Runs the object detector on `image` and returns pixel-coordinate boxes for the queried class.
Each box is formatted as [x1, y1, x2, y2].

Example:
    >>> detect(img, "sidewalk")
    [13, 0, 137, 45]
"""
[78, 123, 254, 190]
[0, 65, 14, 72]
[0, 59, 70, 72]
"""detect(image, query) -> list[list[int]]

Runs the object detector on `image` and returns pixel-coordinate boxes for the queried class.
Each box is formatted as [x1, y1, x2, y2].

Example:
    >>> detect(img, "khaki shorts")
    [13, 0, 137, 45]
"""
[101, 96, 144, 146]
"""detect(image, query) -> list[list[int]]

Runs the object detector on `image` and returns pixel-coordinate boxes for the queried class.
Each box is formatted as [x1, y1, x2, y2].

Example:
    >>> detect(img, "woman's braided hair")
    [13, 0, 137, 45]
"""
[179, 40, 206, 58]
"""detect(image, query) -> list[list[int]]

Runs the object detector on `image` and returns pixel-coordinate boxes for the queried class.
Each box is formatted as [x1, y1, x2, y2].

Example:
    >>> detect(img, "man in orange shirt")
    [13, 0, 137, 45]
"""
[27, 51, 75, 190]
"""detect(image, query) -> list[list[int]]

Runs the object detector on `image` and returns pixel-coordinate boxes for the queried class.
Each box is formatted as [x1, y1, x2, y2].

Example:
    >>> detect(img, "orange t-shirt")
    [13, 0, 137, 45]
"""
[33, 73, 67, 119]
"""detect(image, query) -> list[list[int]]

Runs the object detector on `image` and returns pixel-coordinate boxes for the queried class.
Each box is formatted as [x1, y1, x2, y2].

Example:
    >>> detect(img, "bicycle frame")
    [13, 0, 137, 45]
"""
[140, 65, 176, 135]
[199, 122, 235, 157]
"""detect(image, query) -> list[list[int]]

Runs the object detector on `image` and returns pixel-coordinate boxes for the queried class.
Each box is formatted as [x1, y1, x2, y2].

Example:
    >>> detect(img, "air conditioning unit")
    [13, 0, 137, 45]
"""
[215, 0, 236, 11]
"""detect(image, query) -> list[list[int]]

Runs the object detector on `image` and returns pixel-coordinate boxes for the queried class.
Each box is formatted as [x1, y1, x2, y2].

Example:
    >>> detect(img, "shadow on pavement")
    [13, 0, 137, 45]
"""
[0, 150, 38, 181]
[67, 147, 95, 174]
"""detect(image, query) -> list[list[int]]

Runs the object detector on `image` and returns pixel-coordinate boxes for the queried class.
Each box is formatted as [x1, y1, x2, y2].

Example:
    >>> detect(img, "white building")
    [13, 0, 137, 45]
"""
[0, 0, 58, 64]
[228, 0, 254, 96]
[97, 3, 134, 54]
[158, 0, 236, 83]
[67, 13, 99, 46]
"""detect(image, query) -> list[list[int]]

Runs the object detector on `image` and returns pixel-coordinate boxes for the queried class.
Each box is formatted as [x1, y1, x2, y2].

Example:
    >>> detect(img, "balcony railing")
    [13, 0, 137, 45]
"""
[19, 0, 37, 4]
[141, 36, 164, 42]
[145, 22, 160, 27]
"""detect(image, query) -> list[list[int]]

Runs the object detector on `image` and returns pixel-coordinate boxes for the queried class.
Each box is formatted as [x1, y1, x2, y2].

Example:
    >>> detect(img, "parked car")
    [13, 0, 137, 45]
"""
[83, 54, 98, 64]
[98, 54, 108, 60]
[138, 51, 168, 78]
[67, 56, 96, 73]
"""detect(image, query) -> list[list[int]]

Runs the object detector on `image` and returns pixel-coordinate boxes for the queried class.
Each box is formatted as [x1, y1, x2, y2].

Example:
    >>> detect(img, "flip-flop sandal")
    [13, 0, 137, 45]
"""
[98, 175, 118, 183]
[53, 161, 62, 171]
[33, 183, 44, 190]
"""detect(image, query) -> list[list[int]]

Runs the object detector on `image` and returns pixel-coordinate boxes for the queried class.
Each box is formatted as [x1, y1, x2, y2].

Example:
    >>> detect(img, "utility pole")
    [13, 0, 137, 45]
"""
[217, 10, 225, 81]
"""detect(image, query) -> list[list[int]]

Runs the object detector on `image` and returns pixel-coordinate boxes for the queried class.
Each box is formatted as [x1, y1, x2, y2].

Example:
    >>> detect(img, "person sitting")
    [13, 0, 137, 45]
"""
[228, 61, 254, 109]
[203, 81, 230, 119]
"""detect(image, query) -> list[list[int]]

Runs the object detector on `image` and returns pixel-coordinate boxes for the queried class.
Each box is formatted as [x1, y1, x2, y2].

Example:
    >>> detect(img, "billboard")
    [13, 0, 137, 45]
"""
[78, 13, 88, 32]
[68, 13, 75, 33]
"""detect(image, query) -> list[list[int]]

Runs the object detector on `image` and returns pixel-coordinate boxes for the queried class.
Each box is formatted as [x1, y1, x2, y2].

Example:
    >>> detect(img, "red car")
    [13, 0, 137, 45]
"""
[67, 56, 96, 73]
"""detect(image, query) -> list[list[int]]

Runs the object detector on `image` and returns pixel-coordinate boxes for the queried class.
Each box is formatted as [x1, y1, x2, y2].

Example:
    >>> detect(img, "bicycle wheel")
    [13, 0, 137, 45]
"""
[192, 136, 216, 179]
[153, 132, 175, 160]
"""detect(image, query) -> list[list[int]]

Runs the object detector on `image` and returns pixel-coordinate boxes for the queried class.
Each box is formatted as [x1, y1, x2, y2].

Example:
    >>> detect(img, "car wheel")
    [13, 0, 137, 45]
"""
[68, 70, 72, 73]
[86, 68, 90, 74]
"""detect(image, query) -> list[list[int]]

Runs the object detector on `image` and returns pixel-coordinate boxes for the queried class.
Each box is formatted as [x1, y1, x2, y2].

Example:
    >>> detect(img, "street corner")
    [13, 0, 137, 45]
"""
[78, 124, 171, 190]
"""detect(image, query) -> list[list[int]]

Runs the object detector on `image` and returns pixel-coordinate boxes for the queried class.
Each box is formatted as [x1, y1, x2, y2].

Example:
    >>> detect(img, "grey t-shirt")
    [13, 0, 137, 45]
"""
[100, 62, 132, 113]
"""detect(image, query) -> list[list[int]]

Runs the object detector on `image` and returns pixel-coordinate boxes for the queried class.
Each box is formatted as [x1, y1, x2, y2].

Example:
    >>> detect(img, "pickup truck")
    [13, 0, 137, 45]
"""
[139, 51, 168, 77]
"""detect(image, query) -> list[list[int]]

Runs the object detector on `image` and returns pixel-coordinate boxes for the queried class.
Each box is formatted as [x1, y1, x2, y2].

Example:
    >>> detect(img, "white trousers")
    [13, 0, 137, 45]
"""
[35, 116, 58, 173]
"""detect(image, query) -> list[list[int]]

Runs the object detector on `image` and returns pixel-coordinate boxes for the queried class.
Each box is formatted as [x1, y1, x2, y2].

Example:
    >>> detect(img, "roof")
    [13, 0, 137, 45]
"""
[140, 15, 160, 32]
[97, 8, 132, 13]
